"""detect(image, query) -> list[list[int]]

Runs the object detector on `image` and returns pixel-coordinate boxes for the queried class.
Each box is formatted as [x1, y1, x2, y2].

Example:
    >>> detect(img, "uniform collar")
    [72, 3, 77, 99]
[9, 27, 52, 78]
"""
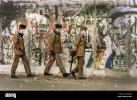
[54, 30, 60, 35]
[18, 32, 24, 37]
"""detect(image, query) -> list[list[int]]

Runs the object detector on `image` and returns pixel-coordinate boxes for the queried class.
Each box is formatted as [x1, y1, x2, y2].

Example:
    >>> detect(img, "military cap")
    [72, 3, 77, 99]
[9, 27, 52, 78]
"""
[19, 24, 26, 29]
[55, 24, 62, 29]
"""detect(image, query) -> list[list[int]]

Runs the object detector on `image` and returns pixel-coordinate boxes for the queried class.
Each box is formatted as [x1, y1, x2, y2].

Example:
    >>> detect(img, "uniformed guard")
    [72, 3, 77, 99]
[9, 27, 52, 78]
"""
[44, 24, 70, 77]
[11, 24, 35, 78]
[70, 26, 87, 79]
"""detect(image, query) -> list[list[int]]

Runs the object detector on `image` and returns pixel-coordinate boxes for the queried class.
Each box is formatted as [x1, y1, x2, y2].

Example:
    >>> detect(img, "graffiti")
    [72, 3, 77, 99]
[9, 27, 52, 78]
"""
[112, 33, 137, 67]
[113, 54, 137, 67]
[38, 24, 47, 33]
[117, 39, 126, 54]
[66, 3, 82, 9]
[1, 36, 13, 64]
[17, 3, 37, 9]
[113, 54, 126, 67]
[99, 35, 112, 69]
[32, 48, 42, 65]
[1, 1, 137, 72]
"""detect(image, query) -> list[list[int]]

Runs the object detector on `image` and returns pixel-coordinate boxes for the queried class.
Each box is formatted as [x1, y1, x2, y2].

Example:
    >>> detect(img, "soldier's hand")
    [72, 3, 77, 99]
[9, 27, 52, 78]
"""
[50, 50, 55, 56]
[70, 49, 76, 57]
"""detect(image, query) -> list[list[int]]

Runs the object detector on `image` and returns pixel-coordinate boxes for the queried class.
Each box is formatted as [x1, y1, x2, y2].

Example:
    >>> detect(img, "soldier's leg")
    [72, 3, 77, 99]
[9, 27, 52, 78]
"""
[44, 56, 55, 73]
[45, 51, 47, 61]
[71, 66, 78, 73]
[55, 53, 66, 75]
[70, 59, 78, 78]
[71, 57, 79, 73]
[11, 54, 20, 75]
[21, 55, 31, 74]
[70, 66, 78, 78]
[77, 56, 84, 79]
[44, 51, 48, 65]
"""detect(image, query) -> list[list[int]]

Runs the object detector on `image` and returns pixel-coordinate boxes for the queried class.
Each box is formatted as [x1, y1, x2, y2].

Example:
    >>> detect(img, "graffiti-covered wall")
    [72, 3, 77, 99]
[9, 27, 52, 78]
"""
[1, 0, 137, 72]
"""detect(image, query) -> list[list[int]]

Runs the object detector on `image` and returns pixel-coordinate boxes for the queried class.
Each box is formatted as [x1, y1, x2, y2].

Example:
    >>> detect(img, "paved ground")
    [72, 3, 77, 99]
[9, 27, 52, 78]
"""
[0, 74, 137, 91]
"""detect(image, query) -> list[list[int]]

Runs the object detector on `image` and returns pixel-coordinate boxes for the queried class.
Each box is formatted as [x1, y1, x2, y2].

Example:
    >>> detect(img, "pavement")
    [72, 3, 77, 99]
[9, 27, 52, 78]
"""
[0, 74, 137, 90]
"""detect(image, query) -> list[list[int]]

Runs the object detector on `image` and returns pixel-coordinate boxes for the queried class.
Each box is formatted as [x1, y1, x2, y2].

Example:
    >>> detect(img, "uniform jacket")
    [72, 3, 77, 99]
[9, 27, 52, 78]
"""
[50, 30, 62, 54]
[74, 33, 85, 56]
[13, 31, 25, 55]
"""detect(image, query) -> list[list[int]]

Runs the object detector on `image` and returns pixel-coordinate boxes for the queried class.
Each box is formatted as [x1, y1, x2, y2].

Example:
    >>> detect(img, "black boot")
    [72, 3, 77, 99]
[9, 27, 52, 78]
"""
[63, 73, 70, 77]
[70, 67, 78, 78]
[78, 77, 87, 80]
[44, 72, 53, 76]
[11, 75, 18, 78]
[71, 72, 76, 78]
[27, 73, 35, 78]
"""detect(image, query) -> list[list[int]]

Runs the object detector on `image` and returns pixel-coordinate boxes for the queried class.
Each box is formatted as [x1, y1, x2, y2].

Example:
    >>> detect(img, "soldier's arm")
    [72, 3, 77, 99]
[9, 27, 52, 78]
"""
[13, 34, 18, 45]
[13, 34, 19, 49]
[50, 33, 56, 51]
[74, 35, 81, 51]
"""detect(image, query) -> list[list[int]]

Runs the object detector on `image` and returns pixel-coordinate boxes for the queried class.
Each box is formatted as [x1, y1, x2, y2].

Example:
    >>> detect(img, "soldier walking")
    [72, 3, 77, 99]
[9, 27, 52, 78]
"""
[44, 24, 70, 77]
[70, 26, 87, 79]
[11, 24, 35, 78]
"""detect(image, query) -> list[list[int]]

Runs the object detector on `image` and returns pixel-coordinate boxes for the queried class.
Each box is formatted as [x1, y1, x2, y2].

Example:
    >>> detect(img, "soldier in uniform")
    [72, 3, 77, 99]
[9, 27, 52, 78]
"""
[44, 24, 70, 77]
[70, 26, 87, 79]
[11, 24, 35, 78]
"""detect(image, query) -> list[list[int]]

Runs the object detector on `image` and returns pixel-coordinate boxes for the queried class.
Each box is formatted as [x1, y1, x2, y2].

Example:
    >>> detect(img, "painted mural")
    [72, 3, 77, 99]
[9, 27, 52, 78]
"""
[0, 0, 137, 72]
